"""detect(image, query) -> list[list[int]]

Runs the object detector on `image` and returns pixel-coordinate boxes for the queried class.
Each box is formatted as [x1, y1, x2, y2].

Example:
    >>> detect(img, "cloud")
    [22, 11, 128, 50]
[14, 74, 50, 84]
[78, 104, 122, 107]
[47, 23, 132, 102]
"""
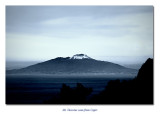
[6, 6, 153, 63]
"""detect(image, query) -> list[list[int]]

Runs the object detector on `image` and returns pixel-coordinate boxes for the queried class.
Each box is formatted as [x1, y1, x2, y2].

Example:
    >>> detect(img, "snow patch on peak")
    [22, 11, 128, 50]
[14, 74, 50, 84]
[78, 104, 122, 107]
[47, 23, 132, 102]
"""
[71, 54, 92, 59]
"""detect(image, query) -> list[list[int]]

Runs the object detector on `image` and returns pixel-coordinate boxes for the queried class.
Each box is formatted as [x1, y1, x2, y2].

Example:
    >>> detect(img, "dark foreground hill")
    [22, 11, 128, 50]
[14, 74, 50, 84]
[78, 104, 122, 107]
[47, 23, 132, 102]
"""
[44, 58, 153, 104]
[6, 54, 137, 76]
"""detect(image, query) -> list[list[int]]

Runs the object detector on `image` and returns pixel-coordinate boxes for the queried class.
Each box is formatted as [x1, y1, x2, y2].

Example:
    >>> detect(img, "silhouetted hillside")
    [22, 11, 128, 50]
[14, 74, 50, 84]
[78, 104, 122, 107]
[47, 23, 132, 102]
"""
[45, 58, 153, 104]
[90, 58, 153, 104]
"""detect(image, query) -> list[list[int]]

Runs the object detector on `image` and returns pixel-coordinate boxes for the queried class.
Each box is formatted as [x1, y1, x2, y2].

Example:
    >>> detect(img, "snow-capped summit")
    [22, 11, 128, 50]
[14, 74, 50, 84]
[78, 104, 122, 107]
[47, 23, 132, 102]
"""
[71, 54, 92, 59]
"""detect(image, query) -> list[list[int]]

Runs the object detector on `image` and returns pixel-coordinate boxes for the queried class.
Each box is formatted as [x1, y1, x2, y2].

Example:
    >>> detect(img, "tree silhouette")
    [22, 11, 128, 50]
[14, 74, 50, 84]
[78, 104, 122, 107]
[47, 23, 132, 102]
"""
[44, 83, 92, 104]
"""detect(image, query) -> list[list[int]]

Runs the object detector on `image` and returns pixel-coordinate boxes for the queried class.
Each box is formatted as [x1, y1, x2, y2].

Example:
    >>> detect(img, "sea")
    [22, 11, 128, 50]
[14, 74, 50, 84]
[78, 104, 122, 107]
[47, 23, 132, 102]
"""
[6, 75, 134, 104]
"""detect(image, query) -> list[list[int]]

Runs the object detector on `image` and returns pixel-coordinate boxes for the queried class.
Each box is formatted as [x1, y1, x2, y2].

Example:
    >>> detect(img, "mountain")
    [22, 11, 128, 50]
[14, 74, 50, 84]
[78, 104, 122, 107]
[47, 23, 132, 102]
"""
[6, 54, 137, 76]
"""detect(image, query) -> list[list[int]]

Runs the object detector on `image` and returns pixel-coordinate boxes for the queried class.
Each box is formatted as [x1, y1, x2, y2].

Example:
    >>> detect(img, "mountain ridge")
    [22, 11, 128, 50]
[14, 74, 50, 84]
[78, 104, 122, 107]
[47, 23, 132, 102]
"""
[6, 54, 137, 76]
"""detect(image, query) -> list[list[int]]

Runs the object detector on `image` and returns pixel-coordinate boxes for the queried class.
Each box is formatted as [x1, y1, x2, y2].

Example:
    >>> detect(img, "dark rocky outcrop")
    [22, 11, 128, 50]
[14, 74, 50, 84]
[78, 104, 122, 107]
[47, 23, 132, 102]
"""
[90, 58, 153, 104]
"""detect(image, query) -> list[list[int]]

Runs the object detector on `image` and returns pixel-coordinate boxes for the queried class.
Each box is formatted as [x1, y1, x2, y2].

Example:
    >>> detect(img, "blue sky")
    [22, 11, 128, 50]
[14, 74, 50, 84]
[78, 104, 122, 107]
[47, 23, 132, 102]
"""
[6, 6, 153, 64]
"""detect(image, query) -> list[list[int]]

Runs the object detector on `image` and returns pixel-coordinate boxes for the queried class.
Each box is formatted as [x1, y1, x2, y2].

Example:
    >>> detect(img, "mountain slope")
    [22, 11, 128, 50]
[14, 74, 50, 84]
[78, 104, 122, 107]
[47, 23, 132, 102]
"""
[7, 54, 137, 76]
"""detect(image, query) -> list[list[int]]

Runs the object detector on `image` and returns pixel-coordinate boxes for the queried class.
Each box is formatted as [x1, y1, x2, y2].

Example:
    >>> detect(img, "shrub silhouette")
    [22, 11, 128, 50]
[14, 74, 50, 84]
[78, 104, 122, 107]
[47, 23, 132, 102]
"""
[44, 83, 92, 104]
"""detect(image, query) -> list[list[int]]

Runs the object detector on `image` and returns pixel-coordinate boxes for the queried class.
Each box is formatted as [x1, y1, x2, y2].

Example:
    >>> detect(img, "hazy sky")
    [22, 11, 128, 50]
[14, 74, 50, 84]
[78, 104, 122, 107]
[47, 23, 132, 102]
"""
[6, 6, 153, 64]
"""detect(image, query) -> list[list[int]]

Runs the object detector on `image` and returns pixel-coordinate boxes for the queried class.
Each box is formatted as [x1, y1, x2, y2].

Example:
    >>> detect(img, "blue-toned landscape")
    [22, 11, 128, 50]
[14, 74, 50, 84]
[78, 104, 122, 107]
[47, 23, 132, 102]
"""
[6, 55, 153, 104]
[6, 6, 153, 104]
[6, 54, 138, 104]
